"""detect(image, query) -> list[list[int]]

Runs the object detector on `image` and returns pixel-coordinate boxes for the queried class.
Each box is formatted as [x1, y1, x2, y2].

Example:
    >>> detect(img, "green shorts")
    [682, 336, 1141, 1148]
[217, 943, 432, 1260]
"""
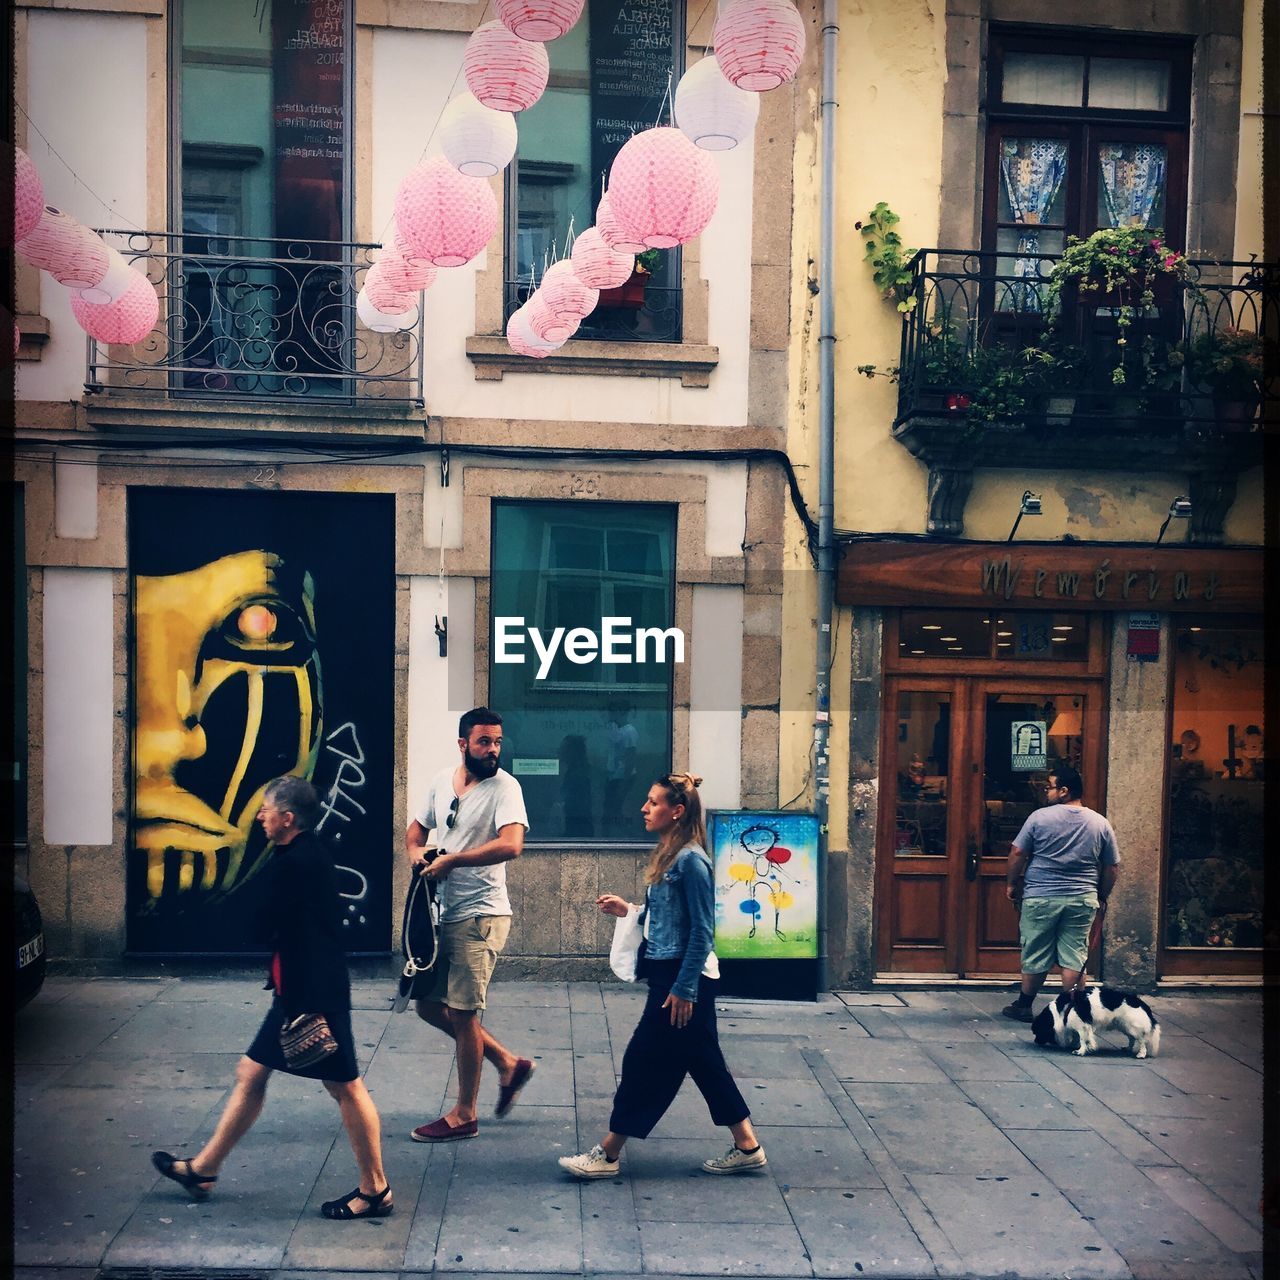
[1018, 893, 1099, 974]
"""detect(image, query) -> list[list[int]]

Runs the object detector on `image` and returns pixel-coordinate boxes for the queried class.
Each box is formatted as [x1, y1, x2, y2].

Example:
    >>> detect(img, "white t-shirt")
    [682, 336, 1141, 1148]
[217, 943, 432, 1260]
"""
[415, 767, 529, 922]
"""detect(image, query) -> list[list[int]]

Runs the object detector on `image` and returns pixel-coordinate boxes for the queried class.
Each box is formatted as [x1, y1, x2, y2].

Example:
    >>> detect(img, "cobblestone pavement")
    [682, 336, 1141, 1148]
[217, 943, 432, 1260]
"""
[13, 977, 1265, 1279]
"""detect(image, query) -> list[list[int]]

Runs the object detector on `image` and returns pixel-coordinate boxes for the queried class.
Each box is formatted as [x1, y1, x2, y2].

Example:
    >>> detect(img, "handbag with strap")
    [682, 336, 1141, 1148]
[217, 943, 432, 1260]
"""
[391, 868, 440, 1012]
[278, 1012, 339, 1069]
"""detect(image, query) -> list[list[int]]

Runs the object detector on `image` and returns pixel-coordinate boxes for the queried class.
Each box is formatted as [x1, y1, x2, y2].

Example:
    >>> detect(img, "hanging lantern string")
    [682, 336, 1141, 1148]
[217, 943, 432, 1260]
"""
[654, 70, 676, 128]
[373, 0, 496, 249]
[12, 99, 147, 234]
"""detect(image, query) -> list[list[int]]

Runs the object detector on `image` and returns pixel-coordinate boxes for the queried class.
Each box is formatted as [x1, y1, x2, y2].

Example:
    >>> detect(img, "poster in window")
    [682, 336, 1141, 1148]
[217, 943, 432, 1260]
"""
[588, 0, 675, 197]
[272, 0, 345, 243]
[127, 488, 394, 955]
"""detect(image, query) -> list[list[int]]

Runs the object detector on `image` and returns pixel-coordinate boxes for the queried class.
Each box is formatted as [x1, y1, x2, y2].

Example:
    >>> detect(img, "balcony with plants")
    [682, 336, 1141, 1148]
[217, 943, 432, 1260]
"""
[860, 218, 1276, 538]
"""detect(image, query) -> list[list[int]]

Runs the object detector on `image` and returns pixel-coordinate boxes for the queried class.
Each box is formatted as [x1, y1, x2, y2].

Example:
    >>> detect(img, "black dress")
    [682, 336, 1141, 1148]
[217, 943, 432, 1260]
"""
[245, 830, 359, 1083]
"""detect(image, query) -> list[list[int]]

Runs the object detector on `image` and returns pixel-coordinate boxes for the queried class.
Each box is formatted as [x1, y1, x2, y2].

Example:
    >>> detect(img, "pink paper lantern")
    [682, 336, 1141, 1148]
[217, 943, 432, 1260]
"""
[463, 21, 549, 113]
[506, 304, 561, 357]
[394, 157, 499, 268]
[570, 227, 635, 289]
[363, 260, 414, 314]
[713, 0, 806, 92]
[540, 259, 599, 320]
[387, 228, 440, 291]
[14, 146, 43, 243]
[607, 127, 720, 250]
[526, 290, 579, 344]
[595, 192, 648, 256]
[496, 0, 585, 42]
[75, 246, 138, 304]
[70, 268, 159, 345]
[18, 206, 111, 289]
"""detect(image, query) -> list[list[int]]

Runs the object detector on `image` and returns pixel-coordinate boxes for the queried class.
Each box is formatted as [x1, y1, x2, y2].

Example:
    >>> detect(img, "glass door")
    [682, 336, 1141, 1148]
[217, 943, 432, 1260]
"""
[961, 680, 1102, 975]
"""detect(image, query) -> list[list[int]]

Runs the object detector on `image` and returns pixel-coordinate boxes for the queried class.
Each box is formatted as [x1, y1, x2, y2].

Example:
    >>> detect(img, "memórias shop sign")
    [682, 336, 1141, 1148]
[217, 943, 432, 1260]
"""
[836, 541, 1263, 613]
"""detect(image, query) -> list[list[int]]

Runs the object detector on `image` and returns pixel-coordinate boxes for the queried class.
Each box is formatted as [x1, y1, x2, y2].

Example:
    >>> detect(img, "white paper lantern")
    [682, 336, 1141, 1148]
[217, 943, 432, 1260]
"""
[713, 0, 806, 92]
[463, 21, 550, 113]
[356, 285, 419, 333]
[14, 146, 43, 243]
[74, 246, 138, 304]
[595, 192, 648, 256]
[441, 92, 519, 178]
[674, 55, 761, 151]
[570, 227, 635, 289]
[540, 259, 599, 320]
[496, 0, 585, 42]
[18, 207, 110, 289]
[506, 304, 561, 357]
[394, 157, 499, 268]
[607, 127, 720, 249]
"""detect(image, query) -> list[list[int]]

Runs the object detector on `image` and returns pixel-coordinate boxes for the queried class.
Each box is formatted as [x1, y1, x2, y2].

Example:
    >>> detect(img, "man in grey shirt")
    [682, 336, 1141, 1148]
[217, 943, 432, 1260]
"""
[405, 708, 535, 1141]
[1001, 764, 1120, 1023]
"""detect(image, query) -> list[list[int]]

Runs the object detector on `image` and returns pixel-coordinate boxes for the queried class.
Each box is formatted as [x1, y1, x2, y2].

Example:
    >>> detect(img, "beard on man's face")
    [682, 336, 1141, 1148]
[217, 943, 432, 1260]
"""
[465, 748, 500, 779]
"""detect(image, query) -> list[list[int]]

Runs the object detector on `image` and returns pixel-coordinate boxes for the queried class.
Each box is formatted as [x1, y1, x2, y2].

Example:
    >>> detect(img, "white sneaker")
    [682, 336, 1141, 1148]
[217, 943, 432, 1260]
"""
[702, 1143, 767, 1174]
[558, 1144, 620, 1179]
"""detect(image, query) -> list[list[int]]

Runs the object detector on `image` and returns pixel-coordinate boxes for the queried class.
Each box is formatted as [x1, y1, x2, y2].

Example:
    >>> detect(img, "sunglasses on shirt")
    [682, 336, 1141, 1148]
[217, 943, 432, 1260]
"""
[446, 795, 460, 830]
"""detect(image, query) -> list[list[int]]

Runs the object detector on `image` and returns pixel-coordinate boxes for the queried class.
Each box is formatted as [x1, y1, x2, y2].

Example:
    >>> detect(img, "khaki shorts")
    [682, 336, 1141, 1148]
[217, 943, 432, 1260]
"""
[418, 915, 511, 1012]
[1019, 893, 1099, 974]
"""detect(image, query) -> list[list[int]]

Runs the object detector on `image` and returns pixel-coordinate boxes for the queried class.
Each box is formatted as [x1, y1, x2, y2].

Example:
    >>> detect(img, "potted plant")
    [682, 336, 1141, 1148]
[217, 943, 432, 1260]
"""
[1048, 226, 1190, 387]
[1185, 326, 1269, 430]
[598, 248, 661, 310]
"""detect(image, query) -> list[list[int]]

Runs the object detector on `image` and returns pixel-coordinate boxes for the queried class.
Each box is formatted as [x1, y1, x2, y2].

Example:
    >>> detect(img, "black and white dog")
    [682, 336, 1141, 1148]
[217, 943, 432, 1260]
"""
[1031, 986, 1161, 1057]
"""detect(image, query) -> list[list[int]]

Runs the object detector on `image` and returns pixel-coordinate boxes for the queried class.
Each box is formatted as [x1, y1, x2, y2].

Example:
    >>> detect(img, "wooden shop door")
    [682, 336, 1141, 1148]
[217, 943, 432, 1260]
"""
[876, 676, 1102, 975]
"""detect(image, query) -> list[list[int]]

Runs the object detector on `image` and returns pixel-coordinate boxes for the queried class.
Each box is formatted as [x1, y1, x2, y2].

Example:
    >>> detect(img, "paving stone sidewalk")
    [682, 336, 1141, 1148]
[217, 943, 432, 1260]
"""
[13, 977, 1265, 1280]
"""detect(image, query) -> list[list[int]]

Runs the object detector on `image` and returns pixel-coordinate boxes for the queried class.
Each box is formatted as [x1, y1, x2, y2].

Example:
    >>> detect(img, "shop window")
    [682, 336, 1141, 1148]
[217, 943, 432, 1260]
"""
[489, 501, 676, 842]
[1164, 620, 1265, 951]
[898, 609, 1087, 660]
[506, 0, 683, 342]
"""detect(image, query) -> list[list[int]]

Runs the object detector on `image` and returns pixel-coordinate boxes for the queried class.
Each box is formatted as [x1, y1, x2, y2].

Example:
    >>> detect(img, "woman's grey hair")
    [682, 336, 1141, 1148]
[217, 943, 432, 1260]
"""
[263, 775, 322, 832]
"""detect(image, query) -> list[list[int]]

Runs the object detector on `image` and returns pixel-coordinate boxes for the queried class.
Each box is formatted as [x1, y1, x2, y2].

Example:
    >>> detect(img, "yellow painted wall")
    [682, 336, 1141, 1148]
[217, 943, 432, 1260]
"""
[780, 0, 1266, 850]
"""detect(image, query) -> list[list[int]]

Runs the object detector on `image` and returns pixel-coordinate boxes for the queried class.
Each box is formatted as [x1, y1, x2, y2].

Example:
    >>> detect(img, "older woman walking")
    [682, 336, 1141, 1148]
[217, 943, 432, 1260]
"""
[151, 776, 392, 1220]
[559, 772, 765, 1179]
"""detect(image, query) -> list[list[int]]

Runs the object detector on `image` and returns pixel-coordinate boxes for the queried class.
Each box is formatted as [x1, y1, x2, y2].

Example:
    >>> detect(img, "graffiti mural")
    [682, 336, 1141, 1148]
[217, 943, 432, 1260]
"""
[127, 488, 394, 954]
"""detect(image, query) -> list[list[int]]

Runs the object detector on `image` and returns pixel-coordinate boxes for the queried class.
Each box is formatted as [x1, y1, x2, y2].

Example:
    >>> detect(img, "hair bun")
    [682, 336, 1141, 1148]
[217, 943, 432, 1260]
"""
[690, 774, 703, 788]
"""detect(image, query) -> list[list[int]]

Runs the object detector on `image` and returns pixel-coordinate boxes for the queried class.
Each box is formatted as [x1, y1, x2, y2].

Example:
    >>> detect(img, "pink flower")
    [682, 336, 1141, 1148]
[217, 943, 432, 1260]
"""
[1164, 254, 1178, 268]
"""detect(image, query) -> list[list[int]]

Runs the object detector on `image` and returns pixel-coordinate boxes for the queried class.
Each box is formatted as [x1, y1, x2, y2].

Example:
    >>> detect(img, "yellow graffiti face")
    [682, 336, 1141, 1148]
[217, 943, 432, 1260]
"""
[728, 863, 755, 884]
[134, 550, 322, 900]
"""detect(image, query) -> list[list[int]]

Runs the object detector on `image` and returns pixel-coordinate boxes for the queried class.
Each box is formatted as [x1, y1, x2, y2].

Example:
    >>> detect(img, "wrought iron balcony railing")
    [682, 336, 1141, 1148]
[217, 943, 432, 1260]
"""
[84, 232, 424, 406]
[503, 277, 682, 344]
[893, 249, 1277, 439]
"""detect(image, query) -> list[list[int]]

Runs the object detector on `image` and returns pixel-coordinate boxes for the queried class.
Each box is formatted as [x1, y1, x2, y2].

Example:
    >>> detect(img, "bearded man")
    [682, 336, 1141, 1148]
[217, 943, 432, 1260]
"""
[405, 708, 535, 1142]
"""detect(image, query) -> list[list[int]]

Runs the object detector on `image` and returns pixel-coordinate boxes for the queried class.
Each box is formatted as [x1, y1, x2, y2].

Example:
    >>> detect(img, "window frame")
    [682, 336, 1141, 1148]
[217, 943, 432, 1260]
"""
[502, 0, 687, 343]
[982, 27, 1193, 255]
[488, 498, 679, 845]
[169, 0, 356, 247]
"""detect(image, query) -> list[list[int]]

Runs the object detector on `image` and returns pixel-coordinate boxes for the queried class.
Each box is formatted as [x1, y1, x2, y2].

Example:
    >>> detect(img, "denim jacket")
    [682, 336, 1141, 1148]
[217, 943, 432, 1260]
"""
[642, 844, 715, 1002]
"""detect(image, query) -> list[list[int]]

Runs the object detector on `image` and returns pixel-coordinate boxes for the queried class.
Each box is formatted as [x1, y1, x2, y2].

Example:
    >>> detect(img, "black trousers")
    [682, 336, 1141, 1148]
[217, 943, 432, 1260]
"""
[608, 959, 751, 1139]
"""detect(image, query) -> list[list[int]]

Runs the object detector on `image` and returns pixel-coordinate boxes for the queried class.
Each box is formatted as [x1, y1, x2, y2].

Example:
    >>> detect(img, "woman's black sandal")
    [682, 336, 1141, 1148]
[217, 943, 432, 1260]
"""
[321, 1184, 394, 1220]
[151, 1150, 218, 1200]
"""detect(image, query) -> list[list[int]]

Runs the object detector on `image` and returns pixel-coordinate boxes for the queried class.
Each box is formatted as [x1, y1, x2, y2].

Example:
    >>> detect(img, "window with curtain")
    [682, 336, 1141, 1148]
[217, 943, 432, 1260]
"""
[489, 501, 677, 842]
[983, 29, 1191, 307]
[505, 0, 684, 342]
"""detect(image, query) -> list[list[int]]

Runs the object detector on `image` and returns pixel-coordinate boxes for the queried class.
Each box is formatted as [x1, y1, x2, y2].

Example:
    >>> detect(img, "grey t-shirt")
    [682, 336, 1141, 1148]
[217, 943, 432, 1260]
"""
[1015, 803, 1120, 899]
[415, 767, 529, 922]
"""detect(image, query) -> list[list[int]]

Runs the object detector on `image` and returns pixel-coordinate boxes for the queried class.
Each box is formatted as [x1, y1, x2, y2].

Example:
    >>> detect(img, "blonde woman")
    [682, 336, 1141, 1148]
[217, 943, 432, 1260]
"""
[559, 773, 765, 1179]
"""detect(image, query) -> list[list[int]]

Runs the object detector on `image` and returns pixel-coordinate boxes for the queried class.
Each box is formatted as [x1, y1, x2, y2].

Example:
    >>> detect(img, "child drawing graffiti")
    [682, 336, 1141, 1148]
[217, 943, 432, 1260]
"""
[725, 824, 798, 940]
